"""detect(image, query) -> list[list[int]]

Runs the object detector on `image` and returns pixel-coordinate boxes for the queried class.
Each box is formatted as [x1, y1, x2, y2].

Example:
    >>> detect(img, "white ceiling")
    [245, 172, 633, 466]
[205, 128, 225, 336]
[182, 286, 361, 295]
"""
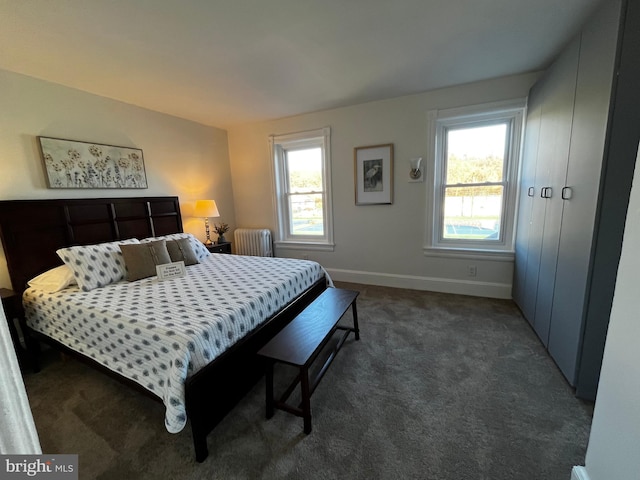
[0, 0, 601, 128]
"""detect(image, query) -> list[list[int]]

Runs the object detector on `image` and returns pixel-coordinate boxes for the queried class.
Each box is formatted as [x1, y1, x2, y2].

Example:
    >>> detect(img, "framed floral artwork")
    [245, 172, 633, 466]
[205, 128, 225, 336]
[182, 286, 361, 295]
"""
[354, 143, 393, 205]
[38, 136, 148, 189]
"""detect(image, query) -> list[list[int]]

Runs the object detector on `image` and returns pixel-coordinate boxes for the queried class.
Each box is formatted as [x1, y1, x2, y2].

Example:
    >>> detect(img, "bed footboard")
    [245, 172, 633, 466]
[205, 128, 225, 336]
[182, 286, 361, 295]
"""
[185, 278, 327, 462]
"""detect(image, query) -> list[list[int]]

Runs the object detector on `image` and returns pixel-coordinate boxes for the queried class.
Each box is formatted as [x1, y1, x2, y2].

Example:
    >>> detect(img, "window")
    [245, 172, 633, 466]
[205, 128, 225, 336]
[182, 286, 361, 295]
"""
[427, 100, 524, 254]
[271, 127, 334, 250]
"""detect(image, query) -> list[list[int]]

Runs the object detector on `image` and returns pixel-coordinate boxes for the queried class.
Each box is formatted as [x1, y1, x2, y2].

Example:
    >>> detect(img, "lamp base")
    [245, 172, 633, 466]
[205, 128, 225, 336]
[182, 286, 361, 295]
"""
[204, 218, 213, 246]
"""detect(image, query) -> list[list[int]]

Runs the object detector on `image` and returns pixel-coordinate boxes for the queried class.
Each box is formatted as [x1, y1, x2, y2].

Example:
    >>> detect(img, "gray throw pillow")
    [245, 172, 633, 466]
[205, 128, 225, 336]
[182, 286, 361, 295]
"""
[120, 240, 172, 281]
[166, 238, 199, 266]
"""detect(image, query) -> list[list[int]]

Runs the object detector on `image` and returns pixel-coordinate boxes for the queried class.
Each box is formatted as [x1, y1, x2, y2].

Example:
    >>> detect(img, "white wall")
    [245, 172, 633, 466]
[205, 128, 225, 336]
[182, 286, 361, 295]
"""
[1, 68, 539, 297]
[0, 69, 235, 290]
[579, 146, 640, 479]
[227, 73, 539, 298]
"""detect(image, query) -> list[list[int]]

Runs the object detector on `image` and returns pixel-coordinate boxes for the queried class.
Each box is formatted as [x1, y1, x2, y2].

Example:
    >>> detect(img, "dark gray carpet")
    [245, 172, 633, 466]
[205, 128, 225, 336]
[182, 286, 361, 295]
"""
[22, 282, 593, 479]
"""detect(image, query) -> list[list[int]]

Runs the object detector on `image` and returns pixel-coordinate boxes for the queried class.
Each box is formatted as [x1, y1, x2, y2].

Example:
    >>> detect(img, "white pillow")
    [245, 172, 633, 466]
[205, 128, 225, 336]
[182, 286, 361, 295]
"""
[140, 233, 210, 262]
[56, 238, 140, 291]
[27, 265, 77, 293]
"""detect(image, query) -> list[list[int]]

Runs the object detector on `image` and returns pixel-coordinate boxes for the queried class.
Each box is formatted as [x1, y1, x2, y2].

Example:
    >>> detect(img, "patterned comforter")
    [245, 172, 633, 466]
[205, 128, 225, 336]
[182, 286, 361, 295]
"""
[23, 254, 325, 433]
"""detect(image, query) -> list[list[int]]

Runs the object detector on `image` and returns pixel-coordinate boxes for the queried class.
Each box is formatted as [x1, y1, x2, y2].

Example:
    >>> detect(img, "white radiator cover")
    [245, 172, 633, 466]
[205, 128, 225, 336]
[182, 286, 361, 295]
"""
[234, 228, 273, 257]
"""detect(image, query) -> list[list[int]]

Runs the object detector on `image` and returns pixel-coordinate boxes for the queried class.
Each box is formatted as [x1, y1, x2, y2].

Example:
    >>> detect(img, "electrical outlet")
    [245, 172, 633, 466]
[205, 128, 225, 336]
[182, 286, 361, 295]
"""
[468, 265, 477, 277]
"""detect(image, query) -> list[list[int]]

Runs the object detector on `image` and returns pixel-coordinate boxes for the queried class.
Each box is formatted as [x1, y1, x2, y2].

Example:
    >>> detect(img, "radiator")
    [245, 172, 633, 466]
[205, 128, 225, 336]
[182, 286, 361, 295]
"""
[233, 228, 273, 257]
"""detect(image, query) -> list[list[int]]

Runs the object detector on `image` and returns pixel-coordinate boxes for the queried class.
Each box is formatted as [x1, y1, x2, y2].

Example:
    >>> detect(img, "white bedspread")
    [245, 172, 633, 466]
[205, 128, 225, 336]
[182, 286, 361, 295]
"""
[23, 254, 325, 433]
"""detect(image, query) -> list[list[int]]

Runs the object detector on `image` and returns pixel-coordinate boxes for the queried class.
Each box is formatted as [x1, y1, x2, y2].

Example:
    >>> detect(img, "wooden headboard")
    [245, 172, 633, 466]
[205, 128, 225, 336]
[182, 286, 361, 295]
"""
[0, 196, 182, 293]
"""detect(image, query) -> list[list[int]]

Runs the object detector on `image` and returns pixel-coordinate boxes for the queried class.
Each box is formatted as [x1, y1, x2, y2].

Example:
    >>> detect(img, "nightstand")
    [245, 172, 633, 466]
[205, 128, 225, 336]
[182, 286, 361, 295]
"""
[206, 242, 232, 254]
[1, 288, 29, 368]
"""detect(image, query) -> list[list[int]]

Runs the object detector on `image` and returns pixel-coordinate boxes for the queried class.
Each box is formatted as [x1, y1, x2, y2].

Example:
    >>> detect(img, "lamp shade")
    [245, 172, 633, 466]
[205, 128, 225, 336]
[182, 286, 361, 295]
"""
[194, 200, 220, 218]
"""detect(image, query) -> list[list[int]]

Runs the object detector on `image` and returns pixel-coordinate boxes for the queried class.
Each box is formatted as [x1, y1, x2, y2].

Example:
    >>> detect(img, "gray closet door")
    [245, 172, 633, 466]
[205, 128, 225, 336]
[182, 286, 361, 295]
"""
[519, 75, 552, 332]
[548, 2, 619, 385]
[512, 85, 543, 319]
[531, 37, 580, 345]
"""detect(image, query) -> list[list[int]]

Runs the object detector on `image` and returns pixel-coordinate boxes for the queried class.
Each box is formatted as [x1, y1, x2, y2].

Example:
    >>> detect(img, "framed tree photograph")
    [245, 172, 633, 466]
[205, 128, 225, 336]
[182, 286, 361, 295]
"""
[38, 136, 148, 189]
[354, 143, 394, 205]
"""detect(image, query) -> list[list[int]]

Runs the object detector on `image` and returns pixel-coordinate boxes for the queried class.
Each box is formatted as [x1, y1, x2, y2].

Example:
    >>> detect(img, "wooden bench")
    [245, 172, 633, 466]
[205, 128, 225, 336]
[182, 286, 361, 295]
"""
[257, 287, 360, 433]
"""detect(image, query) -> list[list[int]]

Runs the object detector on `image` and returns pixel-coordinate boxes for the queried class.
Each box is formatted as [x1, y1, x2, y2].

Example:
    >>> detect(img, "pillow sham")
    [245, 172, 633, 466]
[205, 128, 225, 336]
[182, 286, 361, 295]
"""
[56, 238, 140, 291]
[27, 265, 77, 293]
[120, 240, 172, 281]
[166, 238, 199, 266]
[140, 233, 210, 262]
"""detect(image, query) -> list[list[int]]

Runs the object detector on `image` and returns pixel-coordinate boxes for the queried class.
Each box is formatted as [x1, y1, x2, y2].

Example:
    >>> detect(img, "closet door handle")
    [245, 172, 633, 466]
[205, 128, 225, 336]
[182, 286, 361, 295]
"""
[540, 188, 546, 198]
[562, 187, 573, 200]
[540, 187, 552, 199]
[528, 187, 535, 197]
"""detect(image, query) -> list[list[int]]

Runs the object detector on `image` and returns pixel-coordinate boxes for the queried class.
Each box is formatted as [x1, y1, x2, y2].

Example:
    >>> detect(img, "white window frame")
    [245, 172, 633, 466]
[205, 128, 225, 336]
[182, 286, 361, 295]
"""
[270, 127, 334, 251]
[424, 99, 525, 258]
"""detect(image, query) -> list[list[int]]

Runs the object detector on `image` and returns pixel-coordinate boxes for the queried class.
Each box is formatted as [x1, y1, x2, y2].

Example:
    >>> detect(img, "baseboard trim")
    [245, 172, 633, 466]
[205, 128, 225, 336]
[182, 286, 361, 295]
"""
[571, 466, 590, 480]
[325, 268, 512, 299]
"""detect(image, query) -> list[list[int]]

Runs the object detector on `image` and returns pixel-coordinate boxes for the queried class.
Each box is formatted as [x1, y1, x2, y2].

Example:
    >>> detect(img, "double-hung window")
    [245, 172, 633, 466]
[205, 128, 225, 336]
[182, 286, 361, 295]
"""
[271, 127, 334, 250]
[427, 100, 524, 254]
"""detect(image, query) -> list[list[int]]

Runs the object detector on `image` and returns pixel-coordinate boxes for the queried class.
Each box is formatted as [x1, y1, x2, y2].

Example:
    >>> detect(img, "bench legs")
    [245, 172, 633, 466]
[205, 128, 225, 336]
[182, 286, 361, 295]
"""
[265, 360, 275, 419]
[352, 301, 360, 341]
[263, 294, 360, 434]
[265, 362, 313, 433]
[300, 366, 312, 434]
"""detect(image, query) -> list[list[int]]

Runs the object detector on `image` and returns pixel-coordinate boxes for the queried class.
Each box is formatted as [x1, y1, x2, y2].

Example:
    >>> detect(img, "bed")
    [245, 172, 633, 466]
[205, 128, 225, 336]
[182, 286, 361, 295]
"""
[0, 196, 327, 462]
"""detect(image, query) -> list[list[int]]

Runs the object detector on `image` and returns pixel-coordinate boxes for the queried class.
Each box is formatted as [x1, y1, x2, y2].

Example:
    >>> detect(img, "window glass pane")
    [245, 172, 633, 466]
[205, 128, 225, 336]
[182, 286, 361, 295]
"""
[446, 124, 506, 184]
[288, 193, 324, 236]
[287, 148, 323, 193]
[442, 186, 503, 240]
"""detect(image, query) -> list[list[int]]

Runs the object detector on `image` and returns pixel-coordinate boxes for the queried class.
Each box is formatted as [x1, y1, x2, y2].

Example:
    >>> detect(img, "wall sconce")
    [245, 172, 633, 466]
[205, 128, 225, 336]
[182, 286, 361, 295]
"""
[194, 199, 220, 246]
[409, 157, 423, 182]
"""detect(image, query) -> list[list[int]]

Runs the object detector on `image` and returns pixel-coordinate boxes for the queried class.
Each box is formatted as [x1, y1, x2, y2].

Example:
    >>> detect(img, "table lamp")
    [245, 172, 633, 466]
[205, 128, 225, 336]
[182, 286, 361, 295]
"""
[194, 200, 220, 246]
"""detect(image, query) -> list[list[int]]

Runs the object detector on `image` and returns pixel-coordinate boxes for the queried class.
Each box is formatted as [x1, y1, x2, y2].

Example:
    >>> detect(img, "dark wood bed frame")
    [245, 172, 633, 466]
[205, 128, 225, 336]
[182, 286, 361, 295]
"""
[0, 196, 326, 462]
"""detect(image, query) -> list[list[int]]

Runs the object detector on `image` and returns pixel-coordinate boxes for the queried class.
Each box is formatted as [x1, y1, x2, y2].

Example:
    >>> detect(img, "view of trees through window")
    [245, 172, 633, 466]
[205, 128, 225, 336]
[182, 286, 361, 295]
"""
[286, 147, 324, 235]
[442, 123, 507, 240]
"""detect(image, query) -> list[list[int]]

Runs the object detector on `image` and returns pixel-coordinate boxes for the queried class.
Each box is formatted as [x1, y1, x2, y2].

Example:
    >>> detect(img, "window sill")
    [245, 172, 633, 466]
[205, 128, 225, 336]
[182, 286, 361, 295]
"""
[423, 246, 514, 262]
[274, 241, 335, 252]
